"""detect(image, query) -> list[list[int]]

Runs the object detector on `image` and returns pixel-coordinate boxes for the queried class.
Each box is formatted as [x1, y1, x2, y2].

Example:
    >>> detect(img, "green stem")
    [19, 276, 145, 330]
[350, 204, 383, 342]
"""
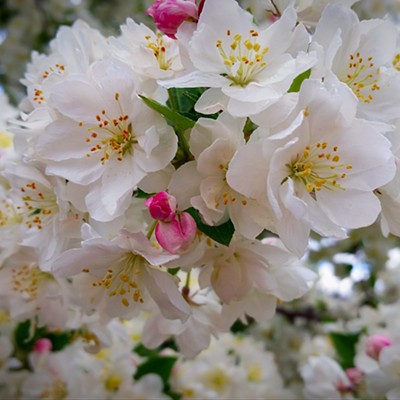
[147, 220, 157, 240]
[185, 271, 191, 289]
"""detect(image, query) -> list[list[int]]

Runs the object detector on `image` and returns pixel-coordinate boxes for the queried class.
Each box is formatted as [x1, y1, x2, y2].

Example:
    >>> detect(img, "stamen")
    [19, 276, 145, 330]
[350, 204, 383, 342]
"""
[216, 29, 269, 86]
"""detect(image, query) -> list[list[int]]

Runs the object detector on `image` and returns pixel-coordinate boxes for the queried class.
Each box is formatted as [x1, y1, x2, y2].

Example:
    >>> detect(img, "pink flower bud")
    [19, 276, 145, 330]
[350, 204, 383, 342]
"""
[145, 192, 177, 222]
[34, 338, 53, 353]
[365, 334, 392, 360]
[345, 368, 363, 386]
[146, 0, 198, 38]
[155, 212, 197, 253]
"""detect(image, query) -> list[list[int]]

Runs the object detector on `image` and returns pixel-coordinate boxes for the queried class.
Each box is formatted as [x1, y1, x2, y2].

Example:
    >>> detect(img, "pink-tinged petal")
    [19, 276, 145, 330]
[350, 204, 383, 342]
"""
[49, 78, 104, 124]
[122, 231, 178, 266]
[317, 189, 381, 229]
[270, 265, 317, 301]
[168, 161, 202, 210]
[179, 212, 197, 244]
[143, 267, 191, 321]
[227, 142, 267, 200]
[141, 315, 170, 349]
[37, 119, 91, 161]
[135, 125, 178, 173]
[365, 335, 392, 361]
[275, 206, 310, 257]
[155, 212, 197, 254]
[156, 220, 185, 254]
[244, 291, 277, 322]
[99, 156, 145, 217]
[160, 71, 227, 89]
[194, 88, 228, 115]
[211, 256, 248, 303]
[52, 243, 126, 278]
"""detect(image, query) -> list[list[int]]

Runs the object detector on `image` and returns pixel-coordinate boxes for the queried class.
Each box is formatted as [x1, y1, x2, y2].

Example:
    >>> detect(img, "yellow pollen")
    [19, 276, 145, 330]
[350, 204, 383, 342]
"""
[216, 29, 269, 86]
[12, 266, 52, 300]
[286, 141, 352, 193]
[91, 255, 145, 305]
[121, 298, 129, 307]
[341, 52, 380, 103]
[84, 96, 137, 164]
[145, 33, 172, 70]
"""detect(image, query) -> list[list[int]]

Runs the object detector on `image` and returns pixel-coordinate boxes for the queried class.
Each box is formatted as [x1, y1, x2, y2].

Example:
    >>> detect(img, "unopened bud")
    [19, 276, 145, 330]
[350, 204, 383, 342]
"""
[34, 338, 53, 353]
[146, 0, 198, 38]
[155, 211, 197, 253]
[145, 191, 177, 222]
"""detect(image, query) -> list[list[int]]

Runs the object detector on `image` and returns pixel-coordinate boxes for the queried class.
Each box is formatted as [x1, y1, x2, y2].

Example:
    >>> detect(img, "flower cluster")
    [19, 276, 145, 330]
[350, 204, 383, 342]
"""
[1, 0, 400, 398]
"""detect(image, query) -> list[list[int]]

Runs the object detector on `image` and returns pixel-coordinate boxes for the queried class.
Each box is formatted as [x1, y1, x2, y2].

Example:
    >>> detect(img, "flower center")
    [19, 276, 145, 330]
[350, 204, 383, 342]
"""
[286, 142, 353, 193]
[204, 367, 230, 391]
[42, 63, 66, 80]
[340, 52, 380, 104]
[104, 375, 123, 392]
[83, 93, 137, 164]
[16, 181, 58, 230]
[0, 132, 12, 148]
[41, 378, 68, 400]
[12, 265, 52, 300]
[216, 29, 269, 86]
[145, 33, 172, 70]
[0, 196, 20, 227]
[33, 88, 46, 105]
[88, 254, 144, 307]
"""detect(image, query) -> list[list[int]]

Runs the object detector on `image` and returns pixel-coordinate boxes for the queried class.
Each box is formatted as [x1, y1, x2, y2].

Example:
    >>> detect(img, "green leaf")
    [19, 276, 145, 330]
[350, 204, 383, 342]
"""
[133, 343, 160, 358]
[14, 320, 42, 351]
[288, 69, 311, 93]
[134, 355, 177, 386]
[134, 188, 154, 199]
[44, 331, 75, 352]
[330, 332, 360, 369]
[168, 267, 180, 276]
[167, 87, 219, 121]
[185, 207, 235, 246]
[140, 95, 195, 132]
[14, 320, 74, 353]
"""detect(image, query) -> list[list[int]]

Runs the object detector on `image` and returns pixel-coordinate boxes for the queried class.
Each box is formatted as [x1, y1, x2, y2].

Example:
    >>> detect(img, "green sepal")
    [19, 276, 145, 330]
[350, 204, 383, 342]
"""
[288, 69, 311, 93]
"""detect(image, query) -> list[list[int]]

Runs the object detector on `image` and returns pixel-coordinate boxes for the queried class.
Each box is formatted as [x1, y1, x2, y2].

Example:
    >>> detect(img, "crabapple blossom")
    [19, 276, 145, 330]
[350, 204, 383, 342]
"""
[109, 18, 184, 99]
[52, 225, 191, 321]
[311, 4, 400, 123]
[169, 112, 274, 239]
[3, 1, 400, 397]
[198, 236, 316, 319]
[2, 162, 83, 270]
[228, 79, 396, 255]
[36, 59, 177, 221]
[160, 0, 316, 116]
